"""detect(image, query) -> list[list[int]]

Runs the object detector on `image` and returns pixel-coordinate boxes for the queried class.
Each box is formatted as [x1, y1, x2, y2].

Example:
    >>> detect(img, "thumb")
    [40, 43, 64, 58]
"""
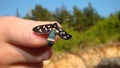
[2, 16, 58, 47]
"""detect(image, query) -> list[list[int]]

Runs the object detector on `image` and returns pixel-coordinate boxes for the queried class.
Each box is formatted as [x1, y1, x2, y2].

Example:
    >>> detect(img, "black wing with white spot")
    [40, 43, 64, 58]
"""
[33, 23, 72, 40]
[33, 24, 52, 34]
[55, 27, 72, 40]
[52, 23, 72, 40]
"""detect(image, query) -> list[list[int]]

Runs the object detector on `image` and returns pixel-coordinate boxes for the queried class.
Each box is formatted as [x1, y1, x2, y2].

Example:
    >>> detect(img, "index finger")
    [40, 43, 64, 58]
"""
[2, 16, 60, 47]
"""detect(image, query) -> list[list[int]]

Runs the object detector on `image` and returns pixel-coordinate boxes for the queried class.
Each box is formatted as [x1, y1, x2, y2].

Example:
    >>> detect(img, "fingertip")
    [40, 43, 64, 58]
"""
[28, 21, 61, 47]
[5, 17, 61, 48]
[27, 33, 48, 47]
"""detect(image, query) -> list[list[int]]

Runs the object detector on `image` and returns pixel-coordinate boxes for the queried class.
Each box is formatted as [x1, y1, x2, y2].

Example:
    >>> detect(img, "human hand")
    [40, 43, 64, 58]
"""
[0, 16, 59, 68]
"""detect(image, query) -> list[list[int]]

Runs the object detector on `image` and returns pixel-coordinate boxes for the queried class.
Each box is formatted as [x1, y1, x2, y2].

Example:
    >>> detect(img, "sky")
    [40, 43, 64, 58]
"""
[0, 0, 120, 18]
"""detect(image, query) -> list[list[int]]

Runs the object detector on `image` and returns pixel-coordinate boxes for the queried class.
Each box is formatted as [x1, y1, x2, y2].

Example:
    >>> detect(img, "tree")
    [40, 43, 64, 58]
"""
[23, 13, 32, 19]
[73, 6, 86, 31]
[53, 5, 72, 24]
[23, 10, 34, 20]
[83, 3, 101, 29]
[16, 8, 20, 17]
[32, 5, 52, 21]
[24, 4, 51, 21]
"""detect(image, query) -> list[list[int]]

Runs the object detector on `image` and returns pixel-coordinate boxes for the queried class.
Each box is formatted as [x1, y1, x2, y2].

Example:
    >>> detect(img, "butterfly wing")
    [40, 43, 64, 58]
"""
[33, 24, 52, 34]
[52, 23, 72, 40]
[55, 28, 72, 40]
[33, 23, 72, 40]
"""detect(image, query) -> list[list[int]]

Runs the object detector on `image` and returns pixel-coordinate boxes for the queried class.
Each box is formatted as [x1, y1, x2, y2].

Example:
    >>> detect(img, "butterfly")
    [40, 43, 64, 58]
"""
[33, 23, 72, 40]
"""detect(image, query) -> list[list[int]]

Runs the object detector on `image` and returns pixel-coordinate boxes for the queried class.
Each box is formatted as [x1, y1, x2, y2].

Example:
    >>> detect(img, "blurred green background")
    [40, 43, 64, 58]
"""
[23, 3, 120, 53]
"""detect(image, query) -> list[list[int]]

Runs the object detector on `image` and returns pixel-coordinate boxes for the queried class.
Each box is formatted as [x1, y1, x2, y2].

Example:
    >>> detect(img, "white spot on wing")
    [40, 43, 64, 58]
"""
[48, 25, 50, 27]
[60, 32, 63, 34]
[63, 32, 65, 34]
[45, 28, 48, 31]
[63, 36, 67, 39]
[49, 28, 52, 30]
[39, 29, 42, 32]
[56, 30, 59, 33]
[67, 35, 70, 37]
[59, 29, 62, 31]
[43, 26, 45, 28]
[37, 27, 40, 29]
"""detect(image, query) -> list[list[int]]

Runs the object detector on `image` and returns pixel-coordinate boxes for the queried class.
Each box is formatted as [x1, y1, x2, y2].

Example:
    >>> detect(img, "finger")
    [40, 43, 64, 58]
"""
[0, 43, 52, 65]
[2, 16, 60, 47]
[1, 62, 43, 68]
[9, 62, 43, 68]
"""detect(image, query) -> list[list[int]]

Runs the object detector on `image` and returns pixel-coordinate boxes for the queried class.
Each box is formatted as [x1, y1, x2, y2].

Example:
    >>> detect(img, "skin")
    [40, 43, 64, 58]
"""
[0, 16, 60, 68]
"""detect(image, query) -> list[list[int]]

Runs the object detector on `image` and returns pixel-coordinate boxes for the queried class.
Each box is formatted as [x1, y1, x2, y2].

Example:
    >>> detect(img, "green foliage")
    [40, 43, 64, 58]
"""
[83, 3, 101, 30]
[23, 13, 32, 20]
[73, 6, 86, 31]
[53, 5, 72, 24]
[79, 13, 120, 47]
[32, 5, 51, 21]
[53, 26, 81, 53]
[23, 3, 120, 53]
[24, 4, 51, 21]
[72, 3, 102, 32]
[53, 12, 120, 53]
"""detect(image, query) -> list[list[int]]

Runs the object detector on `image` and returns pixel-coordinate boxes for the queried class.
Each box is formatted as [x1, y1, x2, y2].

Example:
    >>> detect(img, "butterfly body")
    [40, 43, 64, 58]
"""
[47, 29, 56, 46]
[47, 29, 56, 41]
